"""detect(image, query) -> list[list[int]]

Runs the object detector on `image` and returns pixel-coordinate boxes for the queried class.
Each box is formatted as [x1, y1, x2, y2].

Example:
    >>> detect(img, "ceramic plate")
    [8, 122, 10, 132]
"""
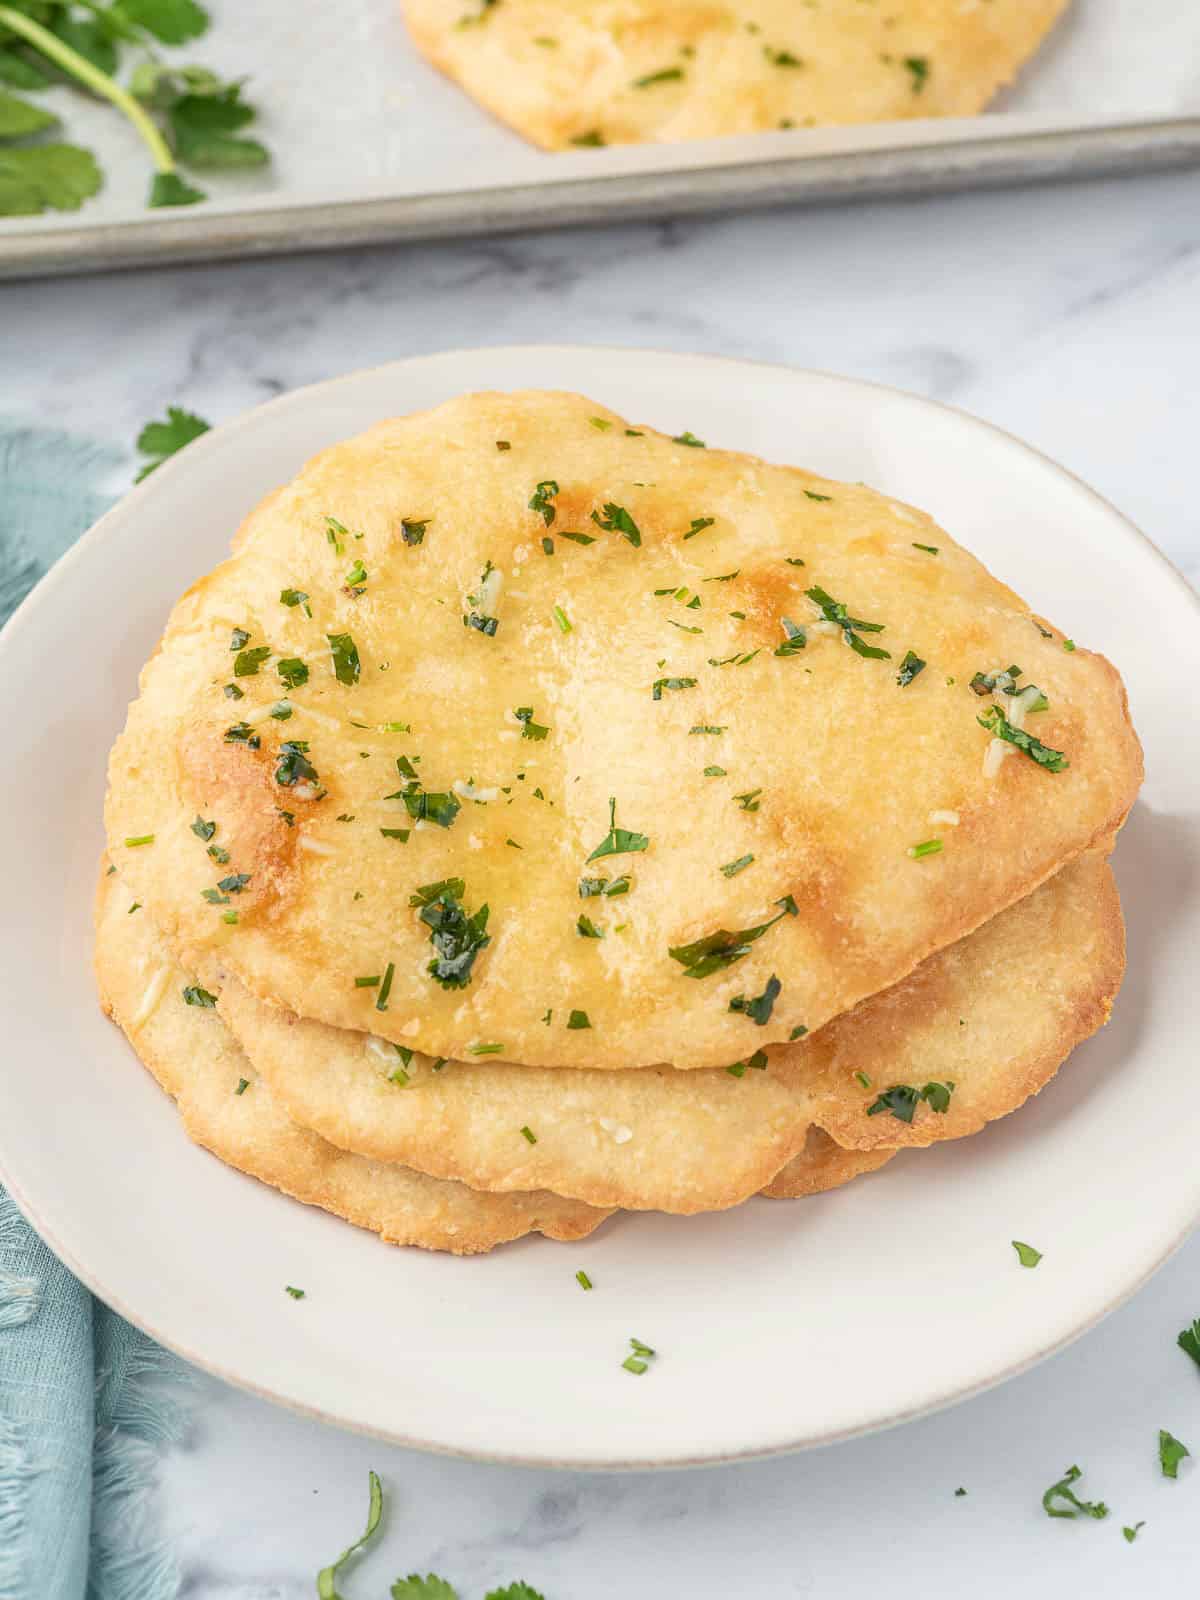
[1, 347, 1196, 1469]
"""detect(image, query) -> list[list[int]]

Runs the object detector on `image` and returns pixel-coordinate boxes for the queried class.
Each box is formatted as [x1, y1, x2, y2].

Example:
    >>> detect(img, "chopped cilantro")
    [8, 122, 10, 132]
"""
[327, 632, 360, 685]
[774, 618, 806, 657]
[1159, 1429, 1190, 1479]
[978, 706, 1067, 772]
[1042, 1465, 1108, 1521]
[803, 490, 832, 502]
[806, 585, 891, 660]
[587, 798, 650, 861]
[854, 1070, 871, 1089]
[285, 1285, 305, 1299]
[726, 1049, 769, 1078]
[235, 1077, 249, 1095]
[868, 1081, 954, 1122]
[223, 682, 244, 700]
[897, 650, 926, 687]
[520, 1125, 537, 1144]
[344, 557, 368, 594]
[669, 896, 797, 979]
[181, 985, 217, 1008]
[682, 516, 716, 541]
[217, 872, 250, 894]
[1012, 1240, 1042, 1269]
[276, 656, 308, 689]
[734, 788, 761, 811]
[551, 604, 572, 634]
[514, 706, 549, 741]
[380, 827, 410, 841]
[589, 416, 611, 431]
[576, 1269, 593, 1291]
[729, 974, 780, 1024]
[622, 1336, 658, 1374]
[673, 430, 705, 448]
[224, 721, 259, 748]
[591, 502, 642, 547]
[789, 1024, 808, 1040]
[123, 833, 155, 848]
[375, 962, 395, 1012]
[567, 1009, 591, 1030]
[400, 518, 429, 546]
[190, 815, 216, 841]
[578, 874, 630, 898]
[1064, 638, 1077, 652]
[577, 914, 604, 939]
[633, 67, 683, 87]
[410, 879, 490, 989]
[528, 480, 559, 527]
[280, 587, 311, 616]
[233, 644, 270, 676]
[570, 130, 605, 147]
[703, 765, 726, 777]
[229, 627, 250, 652]
[560, 530, 596, 546]
[720, 853, 755, 878]
[652, 675, 697, 700]
[324, 516, 348, 555]
[905, 55, 929, 93]
[764, 46, 802, 67]
[1123, 1523, 1145, 1543]
[912, 542, 939, 555]
[690, 724, 726, 735]
[275, 741, 318, 788]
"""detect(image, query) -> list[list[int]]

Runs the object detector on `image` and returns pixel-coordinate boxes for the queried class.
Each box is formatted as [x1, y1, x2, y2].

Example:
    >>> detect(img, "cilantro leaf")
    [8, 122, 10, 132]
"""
[148, 169, 205, 207]
[0, 139, 101, 216]
[318, 1470, 384, 1599]
[806, 584, 891, 660]
[0, 88, 56, 136]
[169, 83, 267, 168]
[514, 706, 549, 741]
[591, 502, 642, 547]
[977, 706, 1068, 772]
[1159, 1429, 1190, 1479]
[485, 1586, 546, 1600]
[411, 879, 491, 989]
[328, 632, 361, 685]
[181, 984, 216, 1007]
[135, 406, 210, 481]
[1178, 1319, 1200, 1370]
[528, 480, 558, 526]
[670, 898, 797, 979]
[587, 798, 649, 861]
[867, 1082, 954, 1122]
[729, 974, 780, 1024]
[119, 0, 211, 47]
[1012, 1240, 1042, 1269]
[897, 650, 926, 687]
[1041, 1464, 1108, 1521]
[391, 1579, 459, 1600]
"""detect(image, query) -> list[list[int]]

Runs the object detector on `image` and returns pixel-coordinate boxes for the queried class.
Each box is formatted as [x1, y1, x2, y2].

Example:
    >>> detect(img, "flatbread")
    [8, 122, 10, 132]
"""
[94, 866, 610, 1254]
[105, 390, 1140, 1071]
[400, 0, 1070, 151]
[208, 854, 1122, 1213]
[761, 1131, 894, 1200]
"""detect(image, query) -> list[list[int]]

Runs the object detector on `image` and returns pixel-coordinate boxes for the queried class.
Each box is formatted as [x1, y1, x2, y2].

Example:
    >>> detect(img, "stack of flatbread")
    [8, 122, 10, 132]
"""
[99, 390, 1141, 1254]
[398, 0, 1071, 150]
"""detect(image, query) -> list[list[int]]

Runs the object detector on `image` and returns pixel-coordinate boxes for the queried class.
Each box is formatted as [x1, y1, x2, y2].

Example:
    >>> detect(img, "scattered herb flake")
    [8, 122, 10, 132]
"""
[897, 650, 926, 687]
[181, 985, 217, 1008]
[134, 406, 210, 481]
[567, 1009, 591, 1030]
[977, 706, 1068, 772]
[591, 501, 642, 547]
[587, 798, 650, 861]
[1159, 1429, 1190, 1479]
[729, 973, 780, 1024]
[529, 480, 559, 526]
[720, 853, 755, 878]
[669, 896, 797, 979]
[1012, 1240, 1043, 1269]
[327, 632, 361, 685]
[1042, 1465, 1108, 1521]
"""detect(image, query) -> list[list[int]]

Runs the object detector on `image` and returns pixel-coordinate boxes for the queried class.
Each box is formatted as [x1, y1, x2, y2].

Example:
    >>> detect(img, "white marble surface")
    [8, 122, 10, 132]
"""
[5, 164, 1200, 1595]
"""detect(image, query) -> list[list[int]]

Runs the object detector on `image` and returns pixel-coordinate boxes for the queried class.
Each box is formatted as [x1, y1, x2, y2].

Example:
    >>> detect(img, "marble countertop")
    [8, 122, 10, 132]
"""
[5, 162, 1200, 1596]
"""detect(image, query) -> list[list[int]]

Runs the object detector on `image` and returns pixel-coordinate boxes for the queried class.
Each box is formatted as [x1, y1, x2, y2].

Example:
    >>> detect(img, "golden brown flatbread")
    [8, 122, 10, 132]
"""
[400, 0, 1070, 150]
[105, 391, 1140, 1072]
[761, 1130, 894, 1199]
[94, 865, 610, 1254]
[204, 855, 1122, 1213]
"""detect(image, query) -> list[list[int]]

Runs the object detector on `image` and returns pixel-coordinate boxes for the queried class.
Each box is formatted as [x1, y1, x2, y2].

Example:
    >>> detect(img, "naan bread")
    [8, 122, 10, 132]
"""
[761, 1131, 894, 1200]
[400, 0, 1069, 151]
[105, 391, 1140, 1071]
[203, 855, 1121, 1213]
[94, 866, 610, 1254]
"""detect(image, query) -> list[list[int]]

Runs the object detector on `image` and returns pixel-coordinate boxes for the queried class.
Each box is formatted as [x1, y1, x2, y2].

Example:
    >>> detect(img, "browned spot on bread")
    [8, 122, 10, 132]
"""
[176, 725, 303, 916]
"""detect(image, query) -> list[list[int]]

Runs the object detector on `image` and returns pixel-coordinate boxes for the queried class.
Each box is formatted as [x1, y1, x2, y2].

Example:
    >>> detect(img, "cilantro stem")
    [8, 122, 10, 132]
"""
[0, 4, 176, 173]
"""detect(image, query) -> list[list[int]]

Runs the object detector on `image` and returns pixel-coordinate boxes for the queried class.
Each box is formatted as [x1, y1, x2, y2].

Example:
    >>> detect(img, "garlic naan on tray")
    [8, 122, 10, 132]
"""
[400, 0, 1069, 151]
[94, 866, 610, 1254]
[105, 391, 1140, 1072]
[205, 856, 1120, 1214]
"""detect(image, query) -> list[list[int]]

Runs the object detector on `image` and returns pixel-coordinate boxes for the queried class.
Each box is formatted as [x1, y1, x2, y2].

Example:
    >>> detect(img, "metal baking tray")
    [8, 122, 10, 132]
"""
[3, 1, 1199, 280]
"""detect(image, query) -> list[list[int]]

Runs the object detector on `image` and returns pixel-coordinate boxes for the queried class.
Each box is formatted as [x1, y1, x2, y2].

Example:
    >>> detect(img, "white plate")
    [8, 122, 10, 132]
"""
[1, 347, 1197, 1470]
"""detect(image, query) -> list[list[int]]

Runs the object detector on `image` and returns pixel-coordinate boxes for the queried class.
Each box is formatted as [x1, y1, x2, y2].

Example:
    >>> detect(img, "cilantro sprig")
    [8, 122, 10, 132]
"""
[0, 1, 268, 214]
[134, 405, 210, 480]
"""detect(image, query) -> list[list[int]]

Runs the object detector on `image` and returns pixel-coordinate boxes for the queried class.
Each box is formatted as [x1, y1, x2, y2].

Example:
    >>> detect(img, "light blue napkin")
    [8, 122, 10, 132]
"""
[0, 423, 193, 1600]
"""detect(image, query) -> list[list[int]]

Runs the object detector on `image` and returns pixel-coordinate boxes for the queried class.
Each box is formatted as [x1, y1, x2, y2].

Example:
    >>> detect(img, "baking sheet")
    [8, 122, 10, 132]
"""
[3, 0, 1199, 278]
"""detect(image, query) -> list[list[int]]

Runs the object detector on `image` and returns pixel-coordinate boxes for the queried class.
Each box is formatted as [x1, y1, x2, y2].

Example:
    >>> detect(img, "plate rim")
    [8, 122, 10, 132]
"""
[1, 344, 1197, 1471]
